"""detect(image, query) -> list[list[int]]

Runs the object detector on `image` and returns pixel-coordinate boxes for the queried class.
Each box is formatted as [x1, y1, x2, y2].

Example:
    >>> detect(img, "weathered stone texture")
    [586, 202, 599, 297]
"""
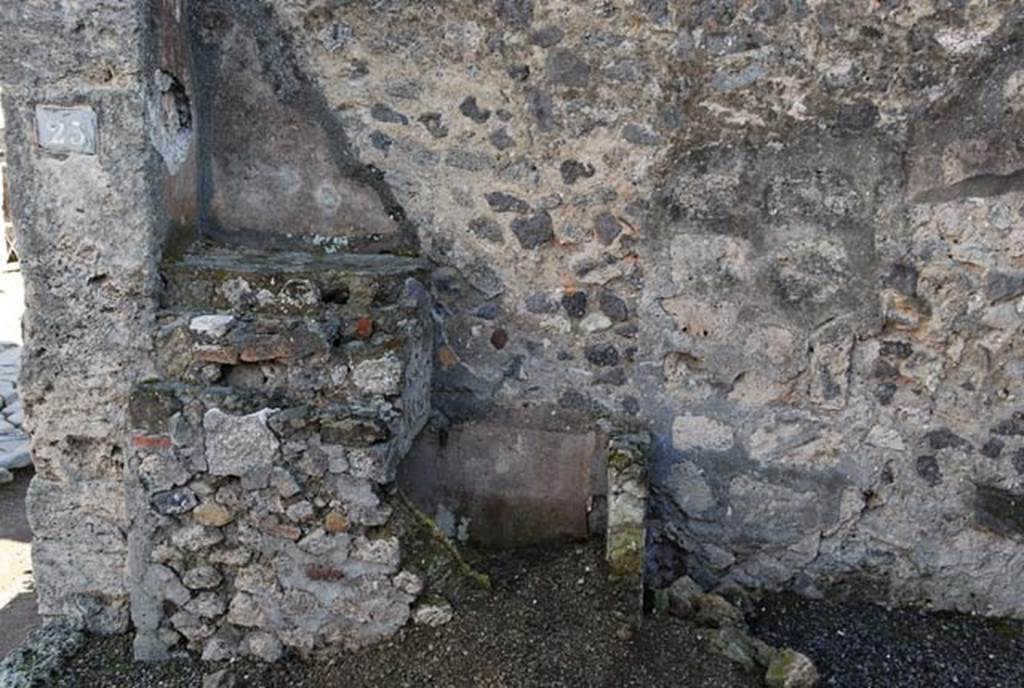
[127, 250, 433, 660]
[5, 0, 1024, 652]
[0, 0, 176, 633]
[606, 432, 649, 594]
[259, 0, 1024, 618]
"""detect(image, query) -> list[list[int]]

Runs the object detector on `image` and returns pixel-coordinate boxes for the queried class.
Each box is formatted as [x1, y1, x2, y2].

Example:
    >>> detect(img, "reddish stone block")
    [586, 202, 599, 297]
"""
[356, 316, 374, 339]
[132, 434, 173, 449]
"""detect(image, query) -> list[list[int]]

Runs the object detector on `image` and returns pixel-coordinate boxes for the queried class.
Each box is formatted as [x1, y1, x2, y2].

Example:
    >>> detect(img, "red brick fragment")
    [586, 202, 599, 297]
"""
[490, 328, 509, 350]
[355, 317, 374, 339]
[132, 434, 172, 449]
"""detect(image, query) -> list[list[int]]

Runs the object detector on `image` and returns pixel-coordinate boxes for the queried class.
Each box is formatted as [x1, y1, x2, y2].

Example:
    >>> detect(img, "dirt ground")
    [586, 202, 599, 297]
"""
[49, 542, 763, 688]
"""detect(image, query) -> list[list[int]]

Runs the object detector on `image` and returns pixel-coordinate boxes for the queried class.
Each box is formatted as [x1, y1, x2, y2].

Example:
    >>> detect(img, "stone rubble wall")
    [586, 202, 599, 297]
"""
[257, 0, 1024, 617]
[128, 249, 434, 660]
[2, 0, 1024, 645]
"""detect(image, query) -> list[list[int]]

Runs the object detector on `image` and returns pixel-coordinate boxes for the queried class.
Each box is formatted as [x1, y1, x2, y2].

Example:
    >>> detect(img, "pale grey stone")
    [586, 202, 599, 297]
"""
[227, 592, 264, 627]
[182, 566, 223, 590]
[412, 598, 453, 627]
[0, 438, 30, 469]
[188, 314, 235, 338]
[351, 355, 403, 396]
[247, 631, 283, 662]
[203, 408, 280, 485]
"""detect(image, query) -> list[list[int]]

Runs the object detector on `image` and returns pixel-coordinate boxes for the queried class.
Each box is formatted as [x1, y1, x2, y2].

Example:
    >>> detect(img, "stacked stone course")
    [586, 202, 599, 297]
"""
[127, 247, 433, 660]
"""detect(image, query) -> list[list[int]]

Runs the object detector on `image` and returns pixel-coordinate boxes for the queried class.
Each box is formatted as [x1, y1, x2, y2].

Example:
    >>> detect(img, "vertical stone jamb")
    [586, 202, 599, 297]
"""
[606, 431, 649, 613]
[0, 1, 164, 632]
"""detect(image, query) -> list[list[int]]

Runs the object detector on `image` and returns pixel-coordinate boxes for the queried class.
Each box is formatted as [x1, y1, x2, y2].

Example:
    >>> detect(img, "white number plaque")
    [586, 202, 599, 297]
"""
[36, 106, 97, 155]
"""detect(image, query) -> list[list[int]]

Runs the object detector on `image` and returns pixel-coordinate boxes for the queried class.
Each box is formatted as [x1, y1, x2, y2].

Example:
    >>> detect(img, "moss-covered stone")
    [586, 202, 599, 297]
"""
[391, 493, 491, 601]
[765, 648, 820, 688]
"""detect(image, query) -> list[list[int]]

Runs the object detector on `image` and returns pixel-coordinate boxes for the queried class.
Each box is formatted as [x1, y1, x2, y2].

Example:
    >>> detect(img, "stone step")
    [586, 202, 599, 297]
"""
[153, 305, 426, 401]
[153, 248, 432, 402]
[160, 246, 430, 317]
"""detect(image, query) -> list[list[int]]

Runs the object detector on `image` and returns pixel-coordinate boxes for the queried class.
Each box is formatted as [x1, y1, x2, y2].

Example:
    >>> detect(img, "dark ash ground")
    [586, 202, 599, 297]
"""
[749, 592, 1024, 688]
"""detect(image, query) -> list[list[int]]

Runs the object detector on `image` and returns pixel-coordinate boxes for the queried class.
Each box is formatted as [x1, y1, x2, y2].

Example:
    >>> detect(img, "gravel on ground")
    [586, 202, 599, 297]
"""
[749, 591, 1024, 688]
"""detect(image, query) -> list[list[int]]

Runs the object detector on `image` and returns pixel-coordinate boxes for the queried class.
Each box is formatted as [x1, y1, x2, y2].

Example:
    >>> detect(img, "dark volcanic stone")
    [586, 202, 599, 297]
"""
[915, 455, 941, 486]
[459, 96, 492, 123]
[981, 437, 1005, 458]
[370, 103, 408, 125]
[924, 428, 971, 452]
[417, 112, 448, 138]
[559, 389, 592, 411]
[369, 131, 392, 152]
[511, 211, 554, 248]
[880, 340, 913, 359]
[507, 64, 531, 81]
[472, 303, 499, 320]
[526, 88, 555, 131]
[974, 483, 1024, 536]
[837, 100, 879, 131]
[594, 211, 623, 245]
[598, 290, 628, 321]
[468, 217, 504, 243]
[490, 127, 515, 150]
[561, 291, 587, 319]
[986, 271, 1024, 304]
[585, 343, 620, 367]
[151, 487, 198, 515]
[495, 0, 533, 28]
[874, 383, 897, 405]
[545, 48, 590, 87]
[622, 122, 662, 145]
[485, 191, 530, 213]
[883, 263, 918, 296]
[530, 25, 565, 48]
[560, 159, 596, 185]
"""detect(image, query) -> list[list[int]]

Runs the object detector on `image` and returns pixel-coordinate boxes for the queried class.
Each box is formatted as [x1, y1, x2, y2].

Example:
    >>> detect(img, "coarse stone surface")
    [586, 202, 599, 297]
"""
[5, 0, 1024, 652]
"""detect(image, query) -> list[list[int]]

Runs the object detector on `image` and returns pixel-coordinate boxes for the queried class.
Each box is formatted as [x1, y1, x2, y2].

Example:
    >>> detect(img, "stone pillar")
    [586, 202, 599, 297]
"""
[606, 432, 649, 613]
[0, 1, 166, 632]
